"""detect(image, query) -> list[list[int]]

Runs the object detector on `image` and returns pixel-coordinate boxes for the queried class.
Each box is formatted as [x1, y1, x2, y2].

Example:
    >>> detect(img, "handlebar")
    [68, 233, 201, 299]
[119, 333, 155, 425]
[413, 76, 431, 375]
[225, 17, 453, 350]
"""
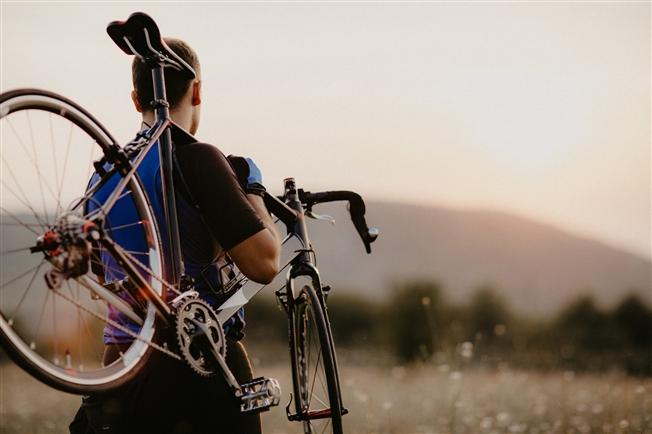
[262, 189, 379, 254]
[301, 190, 379, 253]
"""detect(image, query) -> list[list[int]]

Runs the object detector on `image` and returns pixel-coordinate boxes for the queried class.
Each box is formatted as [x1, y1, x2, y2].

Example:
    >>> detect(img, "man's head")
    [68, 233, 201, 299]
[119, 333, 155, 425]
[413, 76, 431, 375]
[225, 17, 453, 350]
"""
[131, 37, 202, 134]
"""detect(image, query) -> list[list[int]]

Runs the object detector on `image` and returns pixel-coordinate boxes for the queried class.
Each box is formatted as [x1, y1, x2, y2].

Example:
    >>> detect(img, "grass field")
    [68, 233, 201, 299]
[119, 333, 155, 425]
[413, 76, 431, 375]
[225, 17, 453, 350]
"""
[1, 358, 650, 434]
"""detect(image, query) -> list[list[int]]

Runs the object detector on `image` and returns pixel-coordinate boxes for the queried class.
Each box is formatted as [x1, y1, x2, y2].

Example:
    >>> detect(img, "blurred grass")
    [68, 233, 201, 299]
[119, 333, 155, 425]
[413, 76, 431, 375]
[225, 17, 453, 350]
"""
[245, 286, 652, 376]
[2, 355, 651, 434]
[1, 285, 650, 433]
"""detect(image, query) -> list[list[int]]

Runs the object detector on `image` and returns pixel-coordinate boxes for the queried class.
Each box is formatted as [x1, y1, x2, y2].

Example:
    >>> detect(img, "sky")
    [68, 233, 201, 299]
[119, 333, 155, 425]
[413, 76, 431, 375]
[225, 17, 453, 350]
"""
[1, 1, 650, 259]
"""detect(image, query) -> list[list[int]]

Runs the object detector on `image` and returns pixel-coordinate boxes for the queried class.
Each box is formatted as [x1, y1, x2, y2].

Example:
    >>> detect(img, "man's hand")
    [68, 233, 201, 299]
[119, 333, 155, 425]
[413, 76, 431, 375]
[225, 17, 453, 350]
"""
[228, 155, 266, 197]
[226, 156, 282, 284]
[244, 157, 262, 185]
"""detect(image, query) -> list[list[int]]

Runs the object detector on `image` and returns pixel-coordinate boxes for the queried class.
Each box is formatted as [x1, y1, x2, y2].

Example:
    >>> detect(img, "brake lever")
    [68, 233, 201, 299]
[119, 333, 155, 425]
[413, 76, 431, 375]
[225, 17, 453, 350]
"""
[305, 210, 336, 226]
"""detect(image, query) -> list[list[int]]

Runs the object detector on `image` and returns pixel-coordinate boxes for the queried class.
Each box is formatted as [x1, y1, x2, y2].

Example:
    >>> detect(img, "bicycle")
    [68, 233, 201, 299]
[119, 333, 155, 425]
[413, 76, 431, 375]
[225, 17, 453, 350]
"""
[0, 12, 378, 434]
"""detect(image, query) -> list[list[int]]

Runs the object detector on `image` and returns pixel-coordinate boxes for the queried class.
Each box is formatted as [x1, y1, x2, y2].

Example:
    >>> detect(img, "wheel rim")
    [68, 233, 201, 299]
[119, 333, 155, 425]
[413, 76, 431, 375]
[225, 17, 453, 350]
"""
[0, 91, 164, 389]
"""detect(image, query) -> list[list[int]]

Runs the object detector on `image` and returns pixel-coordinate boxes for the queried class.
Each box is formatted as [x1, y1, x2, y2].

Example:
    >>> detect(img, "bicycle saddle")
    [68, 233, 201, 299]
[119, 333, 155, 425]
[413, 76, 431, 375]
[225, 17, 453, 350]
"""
[107, 12, 196, 80]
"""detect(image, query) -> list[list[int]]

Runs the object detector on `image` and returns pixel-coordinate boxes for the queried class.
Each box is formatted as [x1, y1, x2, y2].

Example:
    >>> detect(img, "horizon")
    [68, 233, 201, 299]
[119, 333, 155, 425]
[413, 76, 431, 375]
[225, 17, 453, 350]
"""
[363, 197, 652, 261]
[1, 2, 650, 259]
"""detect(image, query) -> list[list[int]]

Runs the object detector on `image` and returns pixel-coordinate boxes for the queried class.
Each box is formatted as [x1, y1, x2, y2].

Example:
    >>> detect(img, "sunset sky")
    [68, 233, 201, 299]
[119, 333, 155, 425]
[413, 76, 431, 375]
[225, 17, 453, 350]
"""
[1, 2, 650, 259]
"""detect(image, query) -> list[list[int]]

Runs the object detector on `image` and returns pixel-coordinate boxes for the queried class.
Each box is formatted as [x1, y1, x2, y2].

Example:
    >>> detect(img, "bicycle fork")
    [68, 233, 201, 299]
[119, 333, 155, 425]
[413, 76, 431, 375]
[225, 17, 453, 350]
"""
[284, 261, 347, 422]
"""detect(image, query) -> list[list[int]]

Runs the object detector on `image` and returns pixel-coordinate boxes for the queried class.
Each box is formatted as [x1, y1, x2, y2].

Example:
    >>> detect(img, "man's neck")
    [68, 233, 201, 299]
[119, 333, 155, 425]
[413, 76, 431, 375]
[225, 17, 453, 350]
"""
[141, 108, 193, 132]
[141, 111, 155, 128]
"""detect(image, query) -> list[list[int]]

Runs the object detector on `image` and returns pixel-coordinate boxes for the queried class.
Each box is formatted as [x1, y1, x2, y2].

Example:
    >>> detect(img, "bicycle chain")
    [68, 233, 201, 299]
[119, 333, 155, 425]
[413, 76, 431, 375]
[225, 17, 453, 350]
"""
[52, 285, 182, 361]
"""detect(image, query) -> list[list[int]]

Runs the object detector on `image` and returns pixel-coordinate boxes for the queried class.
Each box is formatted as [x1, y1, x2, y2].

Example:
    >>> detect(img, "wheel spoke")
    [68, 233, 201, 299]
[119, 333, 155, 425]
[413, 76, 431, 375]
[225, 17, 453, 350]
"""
[67, 281, 103, 365]
[306, 307, 312, 399]
[85, 140, 96, 186]
[5, 116, 61, 220]
[9, 259, 46, 320]
[0, 262, 44, 290]
[83, 189, 133, 220]
[120, 250, 150, 256]
[311, 389, 328, 409]
[25, 110, 54, 223]
[0, 178, 49, 229]
[0, 207, 43, 235]
[321, 419, 331, 434]
[48, 113, 61, 191]
[1, 246, 33, 256]
[309, 322, 324, 404]
[107, 221, 144, 232]
[0, 222, 43, 228]
[32, 288, 51, 346]
[0, 157, 48, 228]
[120, 248, 177, 294]
[57, 120, 74, 214]
[52, 286, 59, 362]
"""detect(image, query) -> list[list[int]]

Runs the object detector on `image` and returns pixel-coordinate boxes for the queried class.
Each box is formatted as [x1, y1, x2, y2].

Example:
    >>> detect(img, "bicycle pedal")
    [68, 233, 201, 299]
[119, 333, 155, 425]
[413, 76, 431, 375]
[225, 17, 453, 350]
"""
[239, 377, 282, 414]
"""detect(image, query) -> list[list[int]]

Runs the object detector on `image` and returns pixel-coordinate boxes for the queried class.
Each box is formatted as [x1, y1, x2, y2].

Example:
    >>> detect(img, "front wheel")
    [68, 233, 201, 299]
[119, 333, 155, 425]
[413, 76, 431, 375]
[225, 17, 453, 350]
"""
[289, 285, 344, 434]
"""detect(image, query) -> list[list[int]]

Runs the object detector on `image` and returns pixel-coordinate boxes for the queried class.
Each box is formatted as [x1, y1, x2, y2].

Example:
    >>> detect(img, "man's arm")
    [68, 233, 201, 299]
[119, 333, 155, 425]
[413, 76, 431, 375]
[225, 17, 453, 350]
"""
[174, 143, 281, 284]
[228, 194, 281, 284]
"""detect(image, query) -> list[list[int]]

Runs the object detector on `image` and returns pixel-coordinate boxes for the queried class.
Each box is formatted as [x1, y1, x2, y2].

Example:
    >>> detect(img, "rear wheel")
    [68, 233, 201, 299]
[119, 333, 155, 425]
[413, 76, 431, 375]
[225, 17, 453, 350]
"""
[0, 89, 167, 393]
[289, 285, 343, 434]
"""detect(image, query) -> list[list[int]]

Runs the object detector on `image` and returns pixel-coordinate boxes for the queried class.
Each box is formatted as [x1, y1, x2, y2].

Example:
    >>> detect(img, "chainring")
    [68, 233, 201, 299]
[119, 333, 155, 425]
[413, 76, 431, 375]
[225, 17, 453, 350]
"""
[175, 297, 226, 377]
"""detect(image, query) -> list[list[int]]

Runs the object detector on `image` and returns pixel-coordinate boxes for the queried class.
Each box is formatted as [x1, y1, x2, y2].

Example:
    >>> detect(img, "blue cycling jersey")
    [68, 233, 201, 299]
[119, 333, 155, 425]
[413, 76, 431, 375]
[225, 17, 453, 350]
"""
[87, 126, 245, 344]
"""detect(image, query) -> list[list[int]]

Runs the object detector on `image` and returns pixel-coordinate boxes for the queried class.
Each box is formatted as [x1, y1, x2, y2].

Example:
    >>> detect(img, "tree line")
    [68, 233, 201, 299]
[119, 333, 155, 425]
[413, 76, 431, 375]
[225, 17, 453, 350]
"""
[244, 281, 652, 376]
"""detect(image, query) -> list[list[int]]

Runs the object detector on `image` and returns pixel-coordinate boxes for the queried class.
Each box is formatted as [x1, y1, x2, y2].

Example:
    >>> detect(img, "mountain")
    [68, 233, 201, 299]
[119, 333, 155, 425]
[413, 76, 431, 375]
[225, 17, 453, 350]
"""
[304, 201, 651, 315]
[2, 202, 650, 317]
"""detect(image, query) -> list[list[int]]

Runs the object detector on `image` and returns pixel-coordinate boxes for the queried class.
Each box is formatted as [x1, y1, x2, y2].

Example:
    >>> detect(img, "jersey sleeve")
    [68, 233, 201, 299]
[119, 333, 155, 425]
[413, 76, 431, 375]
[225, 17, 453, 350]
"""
[175, 143, 265, 251]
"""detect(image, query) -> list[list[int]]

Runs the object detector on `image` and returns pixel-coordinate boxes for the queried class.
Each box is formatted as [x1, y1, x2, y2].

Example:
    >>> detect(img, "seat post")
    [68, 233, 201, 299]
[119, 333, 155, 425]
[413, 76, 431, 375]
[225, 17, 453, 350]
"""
[151, 64, 184, 285]
[151, 65, 170, 122]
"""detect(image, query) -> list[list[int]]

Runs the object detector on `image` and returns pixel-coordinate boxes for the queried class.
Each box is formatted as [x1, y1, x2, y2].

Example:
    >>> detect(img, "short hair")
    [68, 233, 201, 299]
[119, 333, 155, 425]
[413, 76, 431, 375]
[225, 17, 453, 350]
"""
[132, 37, 201, 110]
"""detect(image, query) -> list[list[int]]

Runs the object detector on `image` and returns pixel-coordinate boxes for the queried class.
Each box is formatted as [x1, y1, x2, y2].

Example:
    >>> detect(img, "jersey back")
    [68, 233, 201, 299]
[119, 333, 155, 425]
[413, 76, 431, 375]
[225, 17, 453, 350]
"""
[87, 130, 243, 344]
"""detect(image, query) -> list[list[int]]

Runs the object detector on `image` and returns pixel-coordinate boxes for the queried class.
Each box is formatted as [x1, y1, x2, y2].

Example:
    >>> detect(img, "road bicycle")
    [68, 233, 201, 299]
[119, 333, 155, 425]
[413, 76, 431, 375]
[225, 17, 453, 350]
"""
[0, 12, 378, 434]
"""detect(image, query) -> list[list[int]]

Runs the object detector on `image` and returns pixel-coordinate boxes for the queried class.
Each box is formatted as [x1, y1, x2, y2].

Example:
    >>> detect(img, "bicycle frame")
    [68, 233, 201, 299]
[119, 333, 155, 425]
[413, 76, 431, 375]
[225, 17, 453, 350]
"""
[83, 103, 321, 338]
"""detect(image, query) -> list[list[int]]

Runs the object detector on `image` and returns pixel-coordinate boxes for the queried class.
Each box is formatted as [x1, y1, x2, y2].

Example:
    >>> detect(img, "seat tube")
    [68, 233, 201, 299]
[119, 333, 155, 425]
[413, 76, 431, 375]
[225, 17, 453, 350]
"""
[151, 64, 184, 284]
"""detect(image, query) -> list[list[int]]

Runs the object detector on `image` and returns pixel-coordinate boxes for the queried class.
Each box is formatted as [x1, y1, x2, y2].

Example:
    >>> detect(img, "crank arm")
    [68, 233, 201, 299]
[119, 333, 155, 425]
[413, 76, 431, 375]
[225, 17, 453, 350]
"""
[190, 318, 242, 395]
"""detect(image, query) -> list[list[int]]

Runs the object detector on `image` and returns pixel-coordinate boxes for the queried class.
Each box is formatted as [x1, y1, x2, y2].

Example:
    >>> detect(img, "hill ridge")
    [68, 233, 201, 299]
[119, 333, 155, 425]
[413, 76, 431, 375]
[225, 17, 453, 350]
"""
[305, 200, 651, 315]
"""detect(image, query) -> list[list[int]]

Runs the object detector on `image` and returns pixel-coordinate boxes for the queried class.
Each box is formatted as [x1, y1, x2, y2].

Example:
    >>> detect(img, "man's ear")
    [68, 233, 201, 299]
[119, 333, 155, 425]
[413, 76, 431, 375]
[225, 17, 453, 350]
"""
[191, 80, 202, 106]
[131, 90, 143, 113]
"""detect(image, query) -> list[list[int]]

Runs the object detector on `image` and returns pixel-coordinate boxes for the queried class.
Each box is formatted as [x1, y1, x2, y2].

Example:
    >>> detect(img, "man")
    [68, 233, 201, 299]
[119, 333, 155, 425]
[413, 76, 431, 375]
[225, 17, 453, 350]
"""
[70, 37, 281, 434]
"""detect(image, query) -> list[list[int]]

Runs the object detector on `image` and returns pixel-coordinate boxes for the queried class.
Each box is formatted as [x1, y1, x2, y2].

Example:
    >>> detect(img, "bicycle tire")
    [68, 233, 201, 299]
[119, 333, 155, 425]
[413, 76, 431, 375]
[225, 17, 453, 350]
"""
[0, 88, 165, 394]
[289, 284, 344, 434]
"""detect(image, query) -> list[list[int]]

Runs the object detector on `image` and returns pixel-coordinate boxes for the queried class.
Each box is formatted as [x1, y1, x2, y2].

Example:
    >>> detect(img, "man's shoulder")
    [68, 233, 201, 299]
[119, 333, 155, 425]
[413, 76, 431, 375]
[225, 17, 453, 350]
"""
[171, 124, 228, 164]
[171, 124, 215, 149]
